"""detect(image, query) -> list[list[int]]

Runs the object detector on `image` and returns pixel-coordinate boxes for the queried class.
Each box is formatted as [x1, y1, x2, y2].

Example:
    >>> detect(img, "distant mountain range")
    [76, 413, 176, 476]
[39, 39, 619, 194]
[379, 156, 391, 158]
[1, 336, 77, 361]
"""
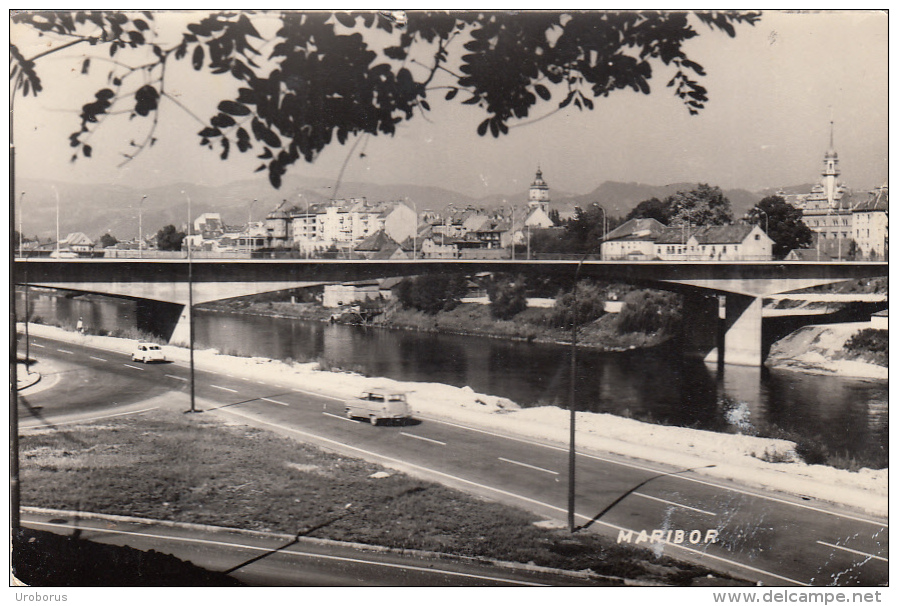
[16, 173, 806, 241]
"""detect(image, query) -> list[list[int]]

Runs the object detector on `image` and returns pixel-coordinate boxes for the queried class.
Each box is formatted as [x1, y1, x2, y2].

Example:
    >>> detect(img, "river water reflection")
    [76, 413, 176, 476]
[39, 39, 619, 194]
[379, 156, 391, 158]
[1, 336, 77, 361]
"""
[20, 291, 888, 466]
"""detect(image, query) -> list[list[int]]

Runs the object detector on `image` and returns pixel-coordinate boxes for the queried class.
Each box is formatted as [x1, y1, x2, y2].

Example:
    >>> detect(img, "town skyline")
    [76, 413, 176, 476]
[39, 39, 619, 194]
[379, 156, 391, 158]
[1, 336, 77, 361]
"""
[11, 10, 888, 201]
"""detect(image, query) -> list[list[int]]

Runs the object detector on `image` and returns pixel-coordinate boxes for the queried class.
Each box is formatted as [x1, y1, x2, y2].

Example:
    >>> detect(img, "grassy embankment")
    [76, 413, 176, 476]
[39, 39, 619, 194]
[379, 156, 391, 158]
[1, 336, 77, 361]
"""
[18, 406, 736, 586]
[200, 298, 673, 351]
[373, 304, 668, 350]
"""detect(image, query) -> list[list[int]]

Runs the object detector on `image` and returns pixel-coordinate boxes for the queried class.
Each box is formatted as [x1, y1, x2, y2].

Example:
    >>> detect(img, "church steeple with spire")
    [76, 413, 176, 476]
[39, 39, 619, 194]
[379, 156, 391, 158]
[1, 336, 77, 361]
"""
[822, 120, 841, 209]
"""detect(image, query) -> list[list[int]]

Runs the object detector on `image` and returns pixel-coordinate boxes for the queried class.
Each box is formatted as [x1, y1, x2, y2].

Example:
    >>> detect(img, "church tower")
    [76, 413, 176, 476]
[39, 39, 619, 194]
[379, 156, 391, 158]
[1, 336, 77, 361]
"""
[822, 121, 840, 209]
[528, 167, 550, 213]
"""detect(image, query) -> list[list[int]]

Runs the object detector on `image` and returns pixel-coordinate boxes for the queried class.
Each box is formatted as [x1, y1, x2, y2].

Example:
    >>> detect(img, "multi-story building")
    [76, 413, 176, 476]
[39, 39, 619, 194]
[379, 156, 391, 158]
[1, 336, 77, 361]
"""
[852, 184, 888, 259]
[261, 198, 417, 252]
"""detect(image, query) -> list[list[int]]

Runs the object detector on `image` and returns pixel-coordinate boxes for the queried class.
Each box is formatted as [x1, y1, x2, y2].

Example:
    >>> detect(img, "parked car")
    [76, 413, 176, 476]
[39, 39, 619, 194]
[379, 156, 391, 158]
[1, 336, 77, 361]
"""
[345, 388, 411, 425]
[131, 342, 166, 363]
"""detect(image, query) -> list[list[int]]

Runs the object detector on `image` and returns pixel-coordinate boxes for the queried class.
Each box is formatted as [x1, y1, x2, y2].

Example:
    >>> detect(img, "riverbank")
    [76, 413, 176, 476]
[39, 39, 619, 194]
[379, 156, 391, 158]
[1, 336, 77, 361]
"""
[198, 298, 673, 351]
[19, 323, 888, 518]
[766, 322, 888, 379]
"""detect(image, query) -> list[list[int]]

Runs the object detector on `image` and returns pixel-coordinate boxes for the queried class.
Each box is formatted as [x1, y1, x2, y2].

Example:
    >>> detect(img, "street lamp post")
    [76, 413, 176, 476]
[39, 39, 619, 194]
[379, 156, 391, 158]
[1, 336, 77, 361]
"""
[18, 191, 25, 258]
[19, 192, 30, 374]
[52, 185, 60, 256]
[567, 247, 600, 533]
[407, 197, 417, 260]
[139, 194, 147, 259]
[182, 190, 198, 414]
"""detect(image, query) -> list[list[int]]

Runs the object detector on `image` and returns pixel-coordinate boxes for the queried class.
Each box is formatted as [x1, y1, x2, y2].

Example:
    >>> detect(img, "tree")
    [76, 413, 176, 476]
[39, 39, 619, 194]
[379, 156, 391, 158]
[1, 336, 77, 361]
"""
[487, 275, 528, 320]
[748, 195, 813, 259]
[666, 183, 733, 227]
[551, 280, 606, 328]
[547, 208, 561, 226]
[565, 204, 610, 253]
[625, 197, 671, 224]
[394, 274, 467, 314]
[98, 233, 118, 248]
[11, 10, 760, 189]
[155, 224, 185, 251]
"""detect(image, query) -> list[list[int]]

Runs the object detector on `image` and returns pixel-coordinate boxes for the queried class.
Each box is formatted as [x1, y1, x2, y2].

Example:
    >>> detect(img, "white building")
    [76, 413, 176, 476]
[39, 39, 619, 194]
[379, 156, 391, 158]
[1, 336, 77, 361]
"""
[852, 185, 888, 259]
[602, 219, 772, 261]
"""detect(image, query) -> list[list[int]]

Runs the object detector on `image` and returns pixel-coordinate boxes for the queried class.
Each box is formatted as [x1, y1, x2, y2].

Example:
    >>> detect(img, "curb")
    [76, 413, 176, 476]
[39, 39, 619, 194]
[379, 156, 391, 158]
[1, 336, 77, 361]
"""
[21, 506, 654, 586]
[18, 371, 41, 390]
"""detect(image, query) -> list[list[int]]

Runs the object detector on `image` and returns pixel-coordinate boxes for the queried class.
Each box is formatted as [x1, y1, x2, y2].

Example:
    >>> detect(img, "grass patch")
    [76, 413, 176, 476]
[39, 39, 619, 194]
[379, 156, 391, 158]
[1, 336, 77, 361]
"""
[19, 407, 734, 585]
[13, 528, 243, 586]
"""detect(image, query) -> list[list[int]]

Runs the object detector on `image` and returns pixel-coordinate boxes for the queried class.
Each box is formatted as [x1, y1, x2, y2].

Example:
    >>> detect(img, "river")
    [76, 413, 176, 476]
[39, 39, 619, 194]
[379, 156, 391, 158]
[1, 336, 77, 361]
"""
[18, 290, 889, 468]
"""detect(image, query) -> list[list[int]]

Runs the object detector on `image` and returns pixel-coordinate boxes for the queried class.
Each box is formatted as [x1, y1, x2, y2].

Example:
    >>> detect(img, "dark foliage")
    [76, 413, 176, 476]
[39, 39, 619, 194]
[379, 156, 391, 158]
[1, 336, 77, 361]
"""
[13, 528, 243, 586]
[155, 224, 185, 251]
[487, 275, 528, 320]
[98, 232, 118, 248]
[625, 197, 671, 224]
[551, 280, 606, 328]
[615, 290, 683, 335]
[395, 274, 467, 314]
[667, 183, 733, 226]
[11, 10, 760, 188]
[747, 195, 813, 259]
[843, 328, 888, 366]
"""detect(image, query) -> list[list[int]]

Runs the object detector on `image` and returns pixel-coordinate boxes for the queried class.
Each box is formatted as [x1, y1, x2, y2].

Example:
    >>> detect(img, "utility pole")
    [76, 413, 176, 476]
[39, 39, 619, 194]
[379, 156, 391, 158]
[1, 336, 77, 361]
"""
[139, 194, 147, 259]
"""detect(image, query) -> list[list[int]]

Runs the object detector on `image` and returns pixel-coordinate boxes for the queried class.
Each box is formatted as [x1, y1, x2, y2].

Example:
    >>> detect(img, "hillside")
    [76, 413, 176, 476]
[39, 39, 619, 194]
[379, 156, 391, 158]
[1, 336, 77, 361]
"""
[551, 181, 761, 219]
[19, 175, 795, 242]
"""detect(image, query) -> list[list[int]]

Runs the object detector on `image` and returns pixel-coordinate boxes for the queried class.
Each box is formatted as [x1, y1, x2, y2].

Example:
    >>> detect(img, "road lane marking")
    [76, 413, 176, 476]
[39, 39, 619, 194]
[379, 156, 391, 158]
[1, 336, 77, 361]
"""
[421, 415, 887, 528]
[23, 520, 547, 586]
[123, 364, 145, 371]
[165, 374, 188, 381]
[816, 541, 888, 563]
[219, 407, 809, 587]
[261, 397, 289, 407]
[292, 388, 345, 401]
[21, 407, 159, 429]
[633, 492, 716, 516]
[57, 348, 74, 354]
[323, 411, 360, 424]
[31, 343, 45, 348]
[211, 385, 238, 393]
[498, 457, 559, 476]
[400, 432, 446, 446]
[89, 356, 107, 362]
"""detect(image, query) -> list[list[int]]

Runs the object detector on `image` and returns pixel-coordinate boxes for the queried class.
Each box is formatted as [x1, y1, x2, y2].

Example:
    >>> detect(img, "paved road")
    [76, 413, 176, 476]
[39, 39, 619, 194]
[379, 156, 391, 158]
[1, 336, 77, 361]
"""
[20, 509, 600, 586]
[19, 334, 889, 586]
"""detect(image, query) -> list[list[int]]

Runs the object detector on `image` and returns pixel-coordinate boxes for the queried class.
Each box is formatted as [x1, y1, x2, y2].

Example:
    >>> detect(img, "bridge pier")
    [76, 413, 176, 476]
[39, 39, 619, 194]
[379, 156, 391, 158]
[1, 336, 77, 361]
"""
[135, 299, 189, 344]
[704, 294, 764, 367]
[681, 293, 721, 364]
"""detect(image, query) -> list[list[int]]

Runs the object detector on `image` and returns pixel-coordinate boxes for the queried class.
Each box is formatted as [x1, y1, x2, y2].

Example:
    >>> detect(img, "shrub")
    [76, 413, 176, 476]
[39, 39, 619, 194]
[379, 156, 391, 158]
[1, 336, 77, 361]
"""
[550, 280, 605, 328]
[616, 290, 682, 335]
[395, 274, 467, 314]
[844, 328, 888, 365]
[487, 275, 528, 320]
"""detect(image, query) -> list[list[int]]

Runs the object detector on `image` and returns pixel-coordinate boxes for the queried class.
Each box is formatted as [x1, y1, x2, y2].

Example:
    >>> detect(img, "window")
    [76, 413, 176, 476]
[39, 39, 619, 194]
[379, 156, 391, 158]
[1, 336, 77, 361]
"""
[754, 234, 760, 240]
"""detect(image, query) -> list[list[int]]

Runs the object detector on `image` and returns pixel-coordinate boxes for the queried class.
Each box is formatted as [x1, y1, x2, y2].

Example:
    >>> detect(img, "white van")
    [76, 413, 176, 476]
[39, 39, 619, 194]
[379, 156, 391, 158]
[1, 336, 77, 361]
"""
[345, 389, 411, 426]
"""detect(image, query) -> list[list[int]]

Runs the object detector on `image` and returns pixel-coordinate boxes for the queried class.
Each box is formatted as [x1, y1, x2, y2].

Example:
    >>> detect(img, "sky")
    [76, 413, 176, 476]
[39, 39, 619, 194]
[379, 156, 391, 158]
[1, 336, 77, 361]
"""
[9, 9, 889, 199]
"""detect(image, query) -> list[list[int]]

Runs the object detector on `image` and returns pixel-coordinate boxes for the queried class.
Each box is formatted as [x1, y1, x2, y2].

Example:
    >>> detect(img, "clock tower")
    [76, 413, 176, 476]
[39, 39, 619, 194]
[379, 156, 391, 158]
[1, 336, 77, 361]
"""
[528, 167, 550, 213]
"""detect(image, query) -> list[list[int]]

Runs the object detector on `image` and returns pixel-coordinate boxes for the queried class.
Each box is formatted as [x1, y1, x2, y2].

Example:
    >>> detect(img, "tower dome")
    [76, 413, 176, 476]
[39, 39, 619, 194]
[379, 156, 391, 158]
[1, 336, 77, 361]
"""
[528, 167, 550, 211]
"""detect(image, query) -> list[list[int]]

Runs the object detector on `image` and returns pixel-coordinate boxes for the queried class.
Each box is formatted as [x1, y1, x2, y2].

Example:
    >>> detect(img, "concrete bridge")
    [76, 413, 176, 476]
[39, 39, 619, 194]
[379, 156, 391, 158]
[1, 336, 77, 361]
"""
[13, 258, 888, 367]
